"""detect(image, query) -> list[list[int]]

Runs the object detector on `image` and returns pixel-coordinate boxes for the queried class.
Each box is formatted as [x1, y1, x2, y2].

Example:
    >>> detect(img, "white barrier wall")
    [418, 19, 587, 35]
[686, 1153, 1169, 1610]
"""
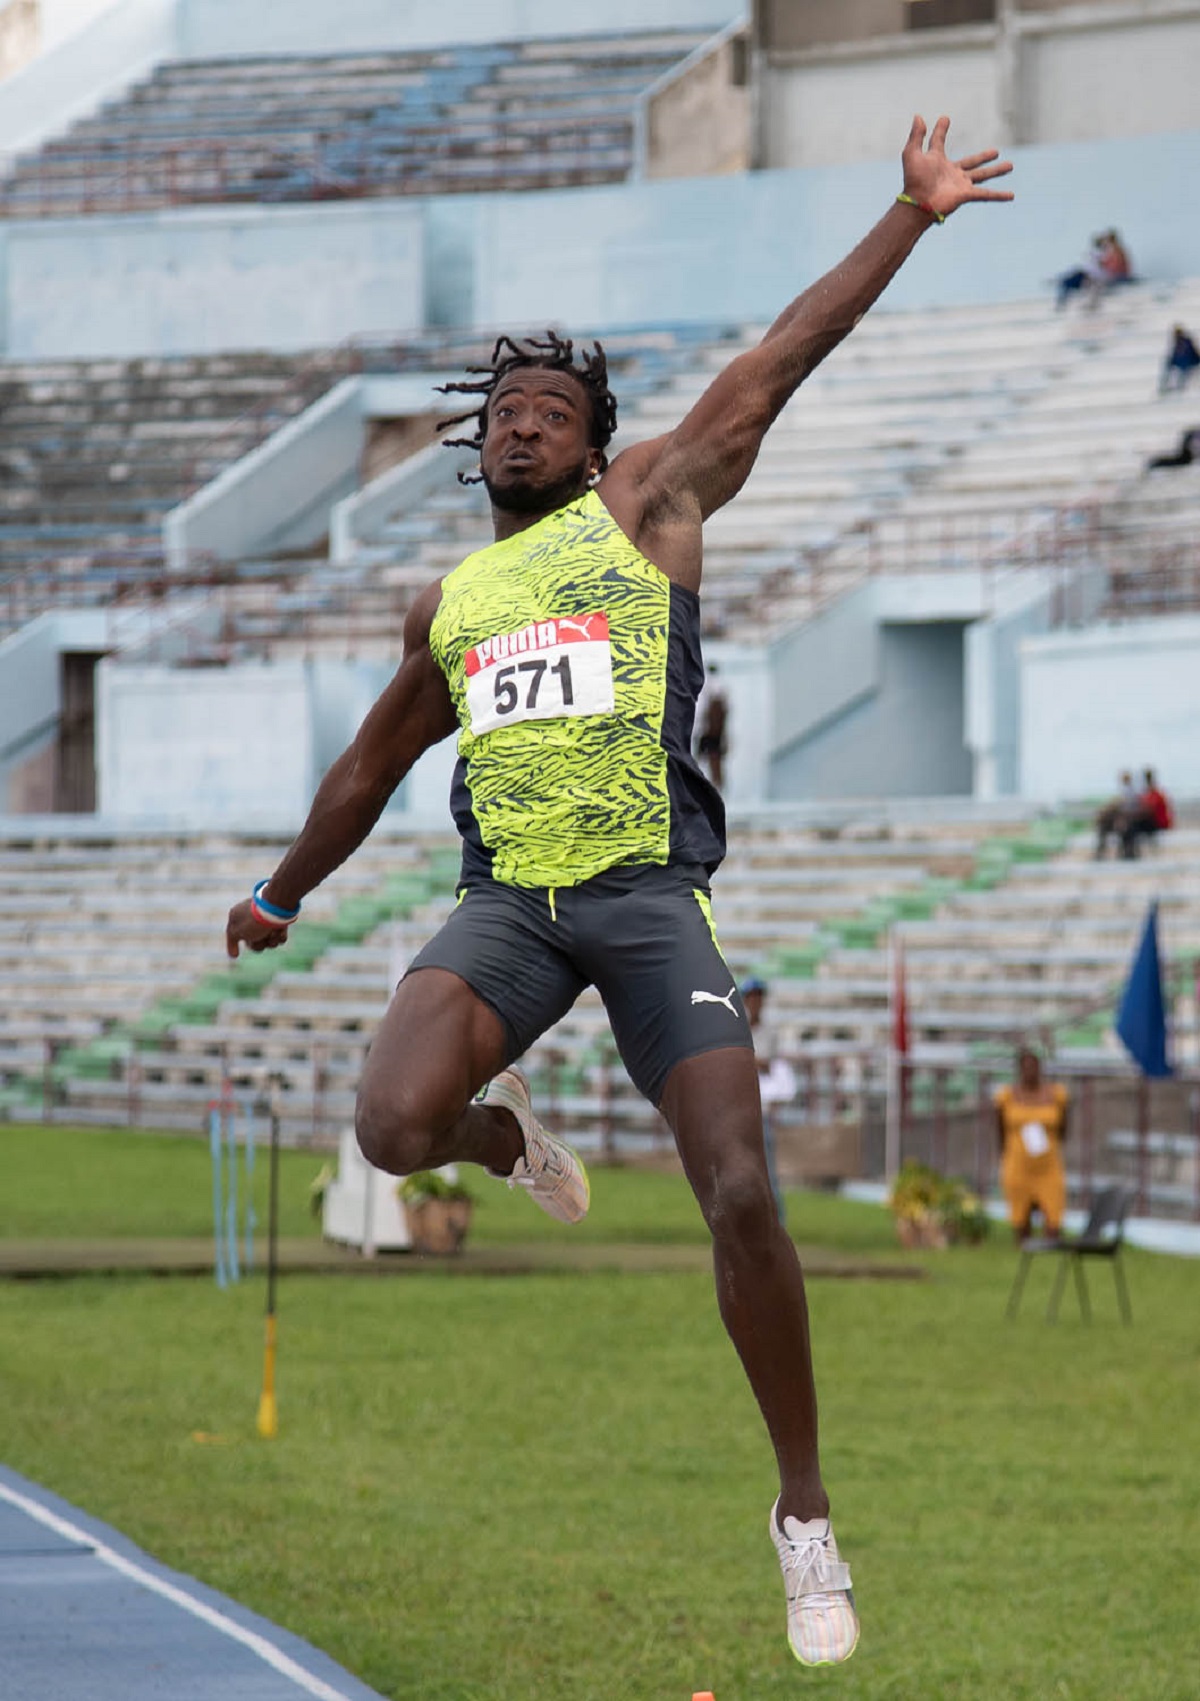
[0, 612, 75, 812]
[5, 199, 425, 358]
[0, 0, 174, 156]
[963, 566, 1104, 802]
[165, 377, 365, 566]
[766, 575, 996, 801]
[40, 1, 126, 53]
[771, 620, 972, 800]
[762, 3, 1200, 165]
[170, 373, 462, 569]
[97, 660, 316, 822]
[765, 570, 1084, 802]
[1015, 9, 1200, 149]
[1019, 618, 1200, 803]
[83, 581, 1200, 823]
[175, 0, 739, 57]
[766, 37, 1001, 172]
[96, 654, 461, 826]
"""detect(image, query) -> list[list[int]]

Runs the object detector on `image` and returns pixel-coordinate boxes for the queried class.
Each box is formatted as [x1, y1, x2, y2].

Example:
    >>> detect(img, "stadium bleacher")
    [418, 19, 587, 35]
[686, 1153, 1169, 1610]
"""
[0, 14, 1197, 1227]
[0, 325, 734, 647]
[0, 349, 348, 635]
[2, 808, 1196, 1216]
[0, 30, 712, 216]
[4, 281, 1198, 660]
[240, 282, 1200, 654]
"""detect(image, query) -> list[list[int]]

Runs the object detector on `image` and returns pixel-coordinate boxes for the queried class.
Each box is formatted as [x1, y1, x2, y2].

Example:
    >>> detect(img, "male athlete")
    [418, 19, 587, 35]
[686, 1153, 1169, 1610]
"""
[226, 117, 1012, 1667]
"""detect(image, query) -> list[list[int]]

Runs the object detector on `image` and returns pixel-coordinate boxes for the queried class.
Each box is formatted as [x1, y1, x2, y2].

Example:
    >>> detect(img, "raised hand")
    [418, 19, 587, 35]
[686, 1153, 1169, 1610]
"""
[901, 114, 1013, 220]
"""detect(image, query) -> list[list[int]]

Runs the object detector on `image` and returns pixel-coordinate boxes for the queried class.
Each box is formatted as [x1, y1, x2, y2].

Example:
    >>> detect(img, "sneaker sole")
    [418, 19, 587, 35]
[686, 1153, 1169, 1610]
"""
[788, 1626, 860, 1668]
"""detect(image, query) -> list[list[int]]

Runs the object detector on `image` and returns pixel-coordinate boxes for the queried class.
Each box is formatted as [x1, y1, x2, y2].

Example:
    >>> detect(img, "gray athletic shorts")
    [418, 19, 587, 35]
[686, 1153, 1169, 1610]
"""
[405, 862, 753, 1106]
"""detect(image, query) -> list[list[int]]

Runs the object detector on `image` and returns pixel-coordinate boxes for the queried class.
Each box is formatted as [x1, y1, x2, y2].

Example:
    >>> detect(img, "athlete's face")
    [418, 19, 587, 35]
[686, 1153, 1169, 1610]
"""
[480, 369, 602, 517]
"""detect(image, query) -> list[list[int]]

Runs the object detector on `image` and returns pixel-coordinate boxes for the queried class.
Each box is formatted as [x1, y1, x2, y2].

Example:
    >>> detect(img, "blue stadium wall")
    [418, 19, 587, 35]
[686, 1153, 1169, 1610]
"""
[1, 128, 1199, 359]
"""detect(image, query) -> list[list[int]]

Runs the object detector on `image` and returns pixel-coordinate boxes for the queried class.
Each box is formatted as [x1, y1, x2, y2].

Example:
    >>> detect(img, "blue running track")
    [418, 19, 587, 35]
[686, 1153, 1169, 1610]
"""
[0, 1466, 390, 1701]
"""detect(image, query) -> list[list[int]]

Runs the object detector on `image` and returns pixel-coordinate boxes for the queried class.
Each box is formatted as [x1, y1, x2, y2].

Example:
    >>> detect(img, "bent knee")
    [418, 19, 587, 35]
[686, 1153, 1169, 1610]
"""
[700, 1165, 780, 1248]
[354, 1084, 434, 1175]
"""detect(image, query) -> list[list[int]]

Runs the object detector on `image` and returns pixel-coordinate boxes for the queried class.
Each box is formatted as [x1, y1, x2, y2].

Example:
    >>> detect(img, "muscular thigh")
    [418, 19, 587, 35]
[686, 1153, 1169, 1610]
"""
[403, 881, 587, 1064]
[576, 864, 753, 1105]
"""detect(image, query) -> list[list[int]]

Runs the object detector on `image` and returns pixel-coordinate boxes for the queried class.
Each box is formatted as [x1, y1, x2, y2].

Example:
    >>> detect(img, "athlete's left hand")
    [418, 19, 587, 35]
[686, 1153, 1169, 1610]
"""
[900, 114, 1013, 221]
[225, 899, 291, 959]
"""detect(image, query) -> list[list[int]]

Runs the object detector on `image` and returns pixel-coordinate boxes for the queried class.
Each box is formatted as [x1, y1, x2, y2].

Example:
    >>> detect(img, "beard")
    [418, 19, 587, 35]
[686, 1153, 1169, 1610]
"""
[482, 454, 591, 516]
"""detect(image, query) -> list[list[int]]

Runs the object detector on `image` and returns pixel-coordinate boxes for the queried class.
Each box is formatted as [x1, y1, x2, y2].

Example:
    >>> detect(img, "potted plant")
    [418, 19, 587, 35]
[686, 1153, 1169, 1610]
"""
[937, 1181, 989, 1246]
[887, 1161, 988, 1248]
[397, 1170, 475, 1255]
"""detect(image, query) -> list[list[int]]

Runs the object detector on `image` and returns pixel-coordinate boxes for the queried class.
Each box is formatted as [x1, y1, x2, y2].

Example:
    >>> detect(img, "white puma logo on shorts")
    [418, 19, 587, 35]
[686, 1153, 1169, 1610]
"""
[691, 986, 738, 1015]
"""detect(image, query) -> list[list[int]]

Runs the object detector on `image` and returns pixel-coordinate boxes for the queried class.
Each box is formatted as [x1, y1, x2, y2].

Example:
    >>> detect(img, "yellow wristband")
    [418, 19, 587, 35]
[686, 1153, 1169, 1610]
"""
[897, 192, 946, 225]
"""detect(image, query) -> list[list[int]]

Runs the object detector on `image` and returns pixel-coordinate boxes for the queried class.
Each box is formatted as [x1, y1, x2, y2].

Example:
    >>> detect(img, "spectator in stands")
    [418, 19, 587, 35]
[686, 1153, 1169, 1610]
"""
[743, 975, 794, 1226]
[1120, 767, 1174, 859]
[695, 663, 730, 791]
[1094, 770, 1140, 858]
[1159, 325, 1200, 394]
[1054, 235, 1107, 310]
[994, 1048, 1069, 1243]
[1146, 425, 1200, 471]
[1097, 228, 1134, 288]
[1055, 230, 1134, 311]
[225, 113, 1014, 1671]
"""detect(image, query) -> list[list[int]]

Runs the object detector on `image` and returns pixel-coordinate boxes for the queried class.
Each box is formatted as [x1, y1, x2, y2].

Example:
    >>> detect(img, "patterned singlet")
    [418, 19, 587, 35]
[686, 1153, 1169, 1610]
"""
[428, 489, 725, 889]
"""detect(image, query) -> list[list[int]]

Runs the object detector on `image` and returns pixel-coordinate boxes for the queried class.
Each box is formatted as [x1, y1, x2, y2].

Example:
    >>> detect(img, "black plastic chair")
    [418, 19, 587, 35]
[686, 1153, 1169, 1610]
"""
[1005, 1186, 1134, 1324]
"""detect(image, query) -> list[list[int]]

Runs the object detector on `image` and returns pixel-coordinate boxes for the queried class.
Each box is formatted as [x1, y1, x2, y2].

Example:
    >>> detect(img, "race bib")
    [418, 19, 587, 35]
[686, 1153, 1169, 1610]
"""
[463, 612, 614, 737]
[1020, 1120, 1050, 1158]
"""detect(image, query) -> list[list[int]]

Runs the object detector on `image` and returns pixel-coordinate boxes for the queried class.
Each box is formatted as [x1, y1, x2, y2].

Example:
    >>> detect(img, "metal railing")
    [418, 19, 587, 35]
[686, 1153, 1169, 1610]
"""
[3, 336, 1197, 652]
[7, 496, 1196, 661]
[14, 1035, 1199, 1221]
[768, 1048, 1200, 1222]
[707, 484, 1200, 637]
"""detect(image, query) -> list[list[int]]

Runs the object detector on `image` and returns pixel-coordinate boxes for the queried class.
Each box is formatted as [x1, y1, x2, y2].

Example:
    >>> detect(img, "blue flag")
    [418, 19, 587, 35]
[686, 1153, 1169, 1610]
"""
[1115, 902, 1172, 1077]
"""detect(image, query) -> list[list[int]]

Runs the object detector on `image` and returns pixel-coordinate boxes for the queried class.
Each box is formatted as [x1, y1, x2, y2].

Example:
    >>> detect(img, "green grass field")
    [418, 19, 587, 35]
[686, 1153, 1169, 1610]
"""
[1, 1124, 1198, 1700]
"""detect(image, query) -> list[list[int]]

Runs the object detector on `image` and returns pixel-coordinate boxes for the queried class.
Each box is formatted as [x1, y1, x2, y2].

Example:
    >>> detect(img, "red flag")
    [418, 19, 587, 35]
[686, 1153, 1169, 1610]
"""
[892, 939, 909, 1057]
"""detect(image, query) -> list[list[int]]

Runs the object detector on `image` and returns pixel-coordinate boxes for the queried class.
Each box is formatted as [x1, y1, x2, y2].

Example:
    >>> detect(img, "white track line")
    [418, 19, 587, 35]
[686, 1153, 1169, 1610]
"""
[0, 1479, 360, 1701]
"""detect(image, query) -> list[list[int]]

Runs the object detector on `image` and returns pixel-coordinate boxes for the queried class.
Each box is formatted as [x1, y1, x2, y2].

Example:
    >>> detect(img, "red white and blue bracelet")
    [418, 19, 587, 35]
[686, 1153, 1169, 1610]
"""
[249, 880, 301, 928]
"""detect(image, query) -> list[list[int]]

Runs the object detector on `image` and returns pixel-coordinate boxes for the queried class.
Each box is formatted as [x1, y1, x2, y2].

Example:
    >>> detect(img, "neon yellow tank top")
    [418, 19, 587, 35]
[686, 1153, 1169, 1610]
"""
[429, 489, 723, 889]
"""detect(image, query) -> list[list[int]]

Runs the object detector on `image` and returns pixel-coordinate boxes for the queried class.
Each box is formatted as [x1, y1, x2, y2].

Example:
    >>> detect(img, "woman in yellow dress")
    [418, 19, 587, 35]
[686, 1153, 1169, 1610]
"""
[994, 1048, 1069, 1241]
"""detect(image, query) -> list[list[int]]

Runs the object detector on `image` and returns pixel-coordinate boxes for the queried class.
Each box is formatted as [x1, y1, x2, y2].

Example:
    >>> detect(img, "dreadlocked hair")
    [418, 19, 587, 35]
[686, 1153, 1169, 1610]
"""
[437, 330, 618, 487]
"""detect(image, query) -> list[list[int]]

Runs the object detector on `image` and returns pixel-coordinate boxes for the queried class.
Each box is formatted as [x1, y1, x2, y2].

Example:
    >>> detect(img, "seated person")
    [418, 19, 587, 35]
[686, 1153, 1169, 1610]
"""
[995, 1049, 1069, 1243]
[1160, 325, 1200, 394]
[1094, 770, 1139, 857]
[1120, 768, 1173, 859]
[1055, 230, 1134, 311]
[1098, 229, 1134, 285]
[1055, 236, 1106, 310]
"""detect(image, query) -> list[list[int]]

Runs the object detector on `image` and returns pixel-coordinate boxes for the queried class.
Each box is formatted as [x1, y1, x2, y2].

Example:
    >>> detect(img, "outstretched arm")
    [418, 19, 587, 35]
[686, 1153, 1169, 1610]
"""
[225, 582, 457, 957]
[629, 117, 1013, 534]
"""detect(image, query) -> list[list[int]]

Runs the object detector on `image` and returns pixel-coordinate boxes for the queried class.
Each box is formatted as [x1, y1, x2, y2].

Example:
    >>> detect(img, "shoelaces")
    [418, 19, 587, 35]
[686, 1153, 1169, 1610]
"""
[779, 1533, 840, 1600]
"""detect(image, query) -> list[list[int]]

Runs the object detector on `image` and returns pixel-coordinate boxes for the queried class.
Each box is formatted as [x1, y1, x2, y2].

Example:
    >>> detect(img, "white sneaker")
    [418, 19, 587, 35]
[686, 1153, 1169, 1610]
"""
[477, 1069, 590, 1225]
[769, 1498, 859, 1667]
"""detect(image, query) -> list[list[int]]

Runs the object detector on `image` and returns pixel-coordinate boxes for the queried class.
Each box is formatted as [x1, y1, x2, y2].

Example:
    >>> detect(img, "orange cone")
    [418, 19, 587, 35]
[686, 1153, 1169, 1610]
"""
[692, 1693, 716, 1700]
